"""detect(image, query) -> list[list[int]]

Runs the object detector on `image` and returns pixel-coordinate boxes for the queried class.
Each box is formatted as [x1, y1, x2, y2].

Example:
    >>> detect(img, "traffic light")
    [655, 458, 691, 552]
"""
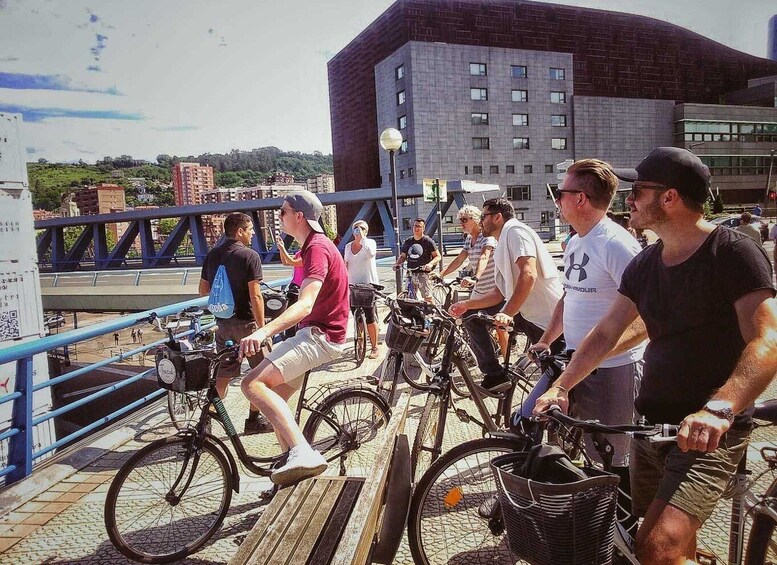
[769, 190, 777, 201]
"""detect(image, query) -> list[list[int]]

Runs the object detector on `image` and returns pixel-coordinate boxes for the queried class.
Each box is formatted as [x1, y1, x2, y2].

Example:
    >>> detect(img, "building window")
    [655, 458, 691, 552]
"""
[470, 88, 488, 101]
[511, 65, 527, 78]
[471, 112, 489, 125]
[507, 184, 531, 201]
[399, 140, 408, 154]
[469, 62, 487, 76]
[551, 138, 567, 150]
[473, 165, 483, 174]
[541, 211, 552, 226]
[444, 215, 454, 224]
[524, 164, 533, 174]
[472, 137, 490, 150]
[545, 164, 554, 173]
[402, 198, 413, 207]
[513, 137, 530, 150]
[408, 167, 414, 177]
[549, 68, 565, 80]
[551, 114, 567, 127]
[403, 218, 411, 229]
[398, 115, 407, 130]
[399, 169, 405, 179]
[397, 90, 406, 105]
[550, 91, 566, 104]
[506, 165, 515, 174]
[490, 165, 499, 174]
[512, 89, 528, 102]
[396, 65, 405, 80]
[512, 113, 529, 126]
[464, 166, 469, 175]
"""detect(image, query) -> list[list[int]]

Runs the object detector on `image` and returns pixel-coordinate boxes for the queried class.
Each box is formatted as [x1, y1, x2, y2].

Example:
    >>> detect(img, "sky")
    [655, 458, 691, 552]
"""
[0, 0, 775, 164]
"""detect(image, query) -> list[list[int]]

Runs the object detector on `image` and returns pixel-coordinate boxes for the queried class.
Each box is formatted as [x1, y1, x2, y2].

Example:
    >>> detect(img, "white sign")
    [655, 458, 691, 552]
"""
[423, 178, 447, 203]
[555, 159, 575, 172]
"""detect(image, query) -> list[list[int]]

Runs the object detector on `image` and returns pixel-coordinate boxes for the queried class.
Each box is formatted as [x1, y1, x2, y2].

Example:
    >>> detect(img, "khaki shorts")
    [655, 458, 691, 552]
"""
[215, 317, 262, 379]
[410, 271, 434, 301]
[265, 326, 345, 389]
[630, 427, 749, 524]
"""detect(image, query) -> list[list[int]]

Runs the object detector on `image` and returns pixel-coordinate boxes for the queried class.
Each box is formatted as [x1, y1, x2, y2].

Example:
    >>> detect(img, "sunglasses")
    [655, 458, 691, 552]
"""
[556, 189, 585, 198]
[481, 212, 498, 219]
[629, 183, 668, 198]
[279, 207, 295, 217]
[460, 217, 471, 224]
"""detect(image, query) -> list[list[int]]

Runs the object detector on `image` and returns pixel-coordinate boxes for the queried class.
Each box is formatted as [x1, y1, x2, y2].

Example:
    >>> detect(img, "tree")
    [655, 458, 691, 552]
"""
[713, 194, 724, 214]
[158, 218, 179, 235]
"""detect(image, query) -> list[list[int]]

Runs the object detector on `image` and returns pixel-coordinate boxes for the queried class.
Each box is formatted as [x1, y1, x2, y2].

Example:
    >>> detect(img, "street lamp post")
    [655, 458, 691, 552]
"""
[380, 128, 404, 293]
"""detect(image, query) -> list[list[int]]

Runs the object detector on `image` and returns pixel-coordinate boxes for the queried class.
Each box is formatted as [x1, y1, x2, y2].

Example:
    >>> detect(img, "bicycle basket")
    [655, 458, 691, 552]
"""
[155, 346, 211, 392]
[385, 298, 430, 354]
[491, 448, 620, 565]
[262, 288, 288, 320]
[350, 284, 376, 309]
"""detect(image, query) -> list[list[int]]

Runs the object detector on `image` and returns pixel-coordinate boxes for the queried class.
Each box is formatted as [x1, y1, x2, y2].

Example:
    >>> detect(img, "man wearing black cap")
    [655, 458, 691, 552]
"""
[534, 147, 777, 564]
[237, 190, 350, 486]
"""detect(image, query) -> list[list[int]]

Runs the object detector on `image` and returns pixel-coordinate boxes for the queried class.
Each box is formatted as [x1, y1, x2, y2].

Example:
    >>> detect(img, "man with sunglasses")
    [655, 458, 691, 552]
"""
[534, 147, 777, 565]
[237, 190, 349, 486]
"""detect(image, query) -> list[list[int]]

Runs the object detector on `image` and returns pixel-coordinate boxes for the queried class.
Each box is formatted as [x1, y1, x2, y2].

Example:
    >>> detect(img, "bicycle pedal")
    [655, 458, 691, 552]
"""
[454, 409, 470, 423]
[695, 549, 716, 565]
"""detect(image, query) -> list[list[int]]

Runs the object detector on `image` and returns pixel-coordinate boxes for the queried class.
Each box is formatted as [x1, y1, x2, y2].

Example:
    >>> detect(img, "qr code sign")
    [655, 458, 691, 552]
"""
[0, 310, 20, 340]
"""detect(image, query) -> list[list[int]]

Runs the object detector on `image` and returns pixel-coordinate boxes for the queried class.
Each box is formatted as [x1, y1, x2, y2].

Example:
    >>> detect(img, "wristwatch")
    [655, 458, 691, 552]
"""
[703, 400, 735, 424]
[471, 276, 479, 282]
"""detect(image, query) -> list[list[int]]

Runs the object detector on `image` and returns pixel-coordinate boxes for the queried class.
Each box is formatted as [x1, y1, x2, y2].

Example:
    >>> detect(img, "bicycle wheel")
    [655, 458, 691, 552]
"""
[303, 388, 391, 476]
[167, 390, 205, 431]
[411, 393, 448, 482]
[431, 284, 447, 307]
[745, 477, 777, 565]
[353, 310, 367, 367]
[407, 437, 528, 565]
[377, 351, 405, 406]
[449, 342, 475, 399]
[105, 436, 232, 563]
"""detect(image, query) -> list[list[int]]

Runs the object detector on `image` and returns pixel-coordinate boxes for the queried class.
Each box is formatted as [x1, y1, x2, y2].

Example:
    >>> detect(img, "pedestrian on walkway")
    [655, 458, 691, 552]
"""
[113, 332, 119, 346]
[131, 328, 137, 343]
[137, 328, 143, 343]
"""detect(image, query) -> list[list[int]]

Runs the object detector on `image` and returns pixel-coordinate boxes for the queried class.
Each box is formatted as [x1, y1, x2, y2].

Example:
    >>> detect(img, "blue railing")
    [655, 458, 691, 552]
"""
[0, 279, 287, 486]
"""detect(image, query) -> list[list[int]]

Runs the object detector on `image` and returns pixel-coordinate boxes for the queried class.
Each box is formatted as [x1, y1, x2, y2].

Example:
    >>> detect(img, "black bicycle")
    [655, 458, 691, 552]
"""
[349, 282, 385, 367]
[104, 332, 390, 563]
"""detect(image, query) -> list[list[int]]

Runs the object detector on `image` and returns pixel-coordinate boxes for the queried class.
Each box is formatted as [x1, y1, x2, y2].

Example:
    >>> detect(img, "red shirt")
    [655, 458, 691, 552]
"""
[298, 232, 350, 344]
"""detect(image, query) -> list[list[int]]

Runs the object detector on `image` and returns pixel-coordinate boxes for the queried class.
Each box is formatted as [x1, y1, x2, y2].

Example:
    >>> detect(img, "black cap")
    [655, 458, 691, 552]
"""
[613, 147, 711, 203]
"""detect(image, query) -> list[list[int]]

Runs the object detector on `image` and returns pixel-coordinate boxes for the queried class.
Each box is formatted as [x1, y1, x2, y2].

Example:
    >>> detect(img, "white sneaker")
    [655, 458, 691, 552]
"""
[270, 445, 327, 486]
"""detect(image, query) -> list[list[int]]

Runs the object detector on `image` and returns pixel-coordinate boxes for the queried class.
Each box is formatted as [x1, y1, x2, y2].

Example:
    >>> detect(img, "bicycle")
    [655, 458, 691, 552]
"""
[407, 402, 777, 565]
[104, 332, 390, 563]
[349, 282, 384, 367]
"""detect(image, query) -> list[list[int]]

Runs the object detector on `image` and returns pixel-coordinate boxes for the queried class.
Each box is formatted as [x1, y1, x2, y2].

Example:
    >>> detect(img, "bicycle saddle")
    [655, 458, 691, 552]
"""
[754, 399, 777, 424]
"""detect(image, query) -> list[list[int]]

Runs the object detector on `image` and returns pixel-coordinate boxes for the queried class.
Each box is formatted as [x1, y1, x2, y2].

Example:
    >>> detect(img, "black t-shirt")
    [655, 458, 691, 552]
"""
[201, 239, 264, 320]
[619, 227, 775, 426]
[401, 235, 437, 270]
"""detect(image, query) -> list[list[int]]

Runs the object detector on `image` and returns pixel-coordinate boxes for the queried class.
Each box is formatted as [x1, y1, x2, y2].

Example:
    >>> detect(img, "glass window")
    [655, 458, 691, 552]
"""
[399, 169, 405, 179]
[513, 137, 530, 150]
[402, 198, 413, 207]
[541, 211, 551, 226]
[511, 65, 527, 78]
[490, 165, 499, 174]
[549, 68, 565, 80]
[472, 137, 490, 150]
[545, 164, 554, 173]
[396, 65, 405, 80]
[408, 167, 414, 177]
[524, 164, 532, 174]
[464, 165, 469, 175]
[470, 88, 488, 101]
[506, 165, 515, 174]
[397, 90, 406, 105]
[470, 63, 487, 76]
[403, 218, 411, 229]
[512, 113, 529, 126]
[507, 184, 531, 201]
[551, 114, 567, 127]
[445, 215, 454, 224]
[473, 165, 483, 174]
[398, 115, 407, 130]
[512, 89, 528, 102]
[399, 140, 408, 154]
[551, 138, 567, 150]
[550, 91, 566, 104]
[471, 112, 489, 125]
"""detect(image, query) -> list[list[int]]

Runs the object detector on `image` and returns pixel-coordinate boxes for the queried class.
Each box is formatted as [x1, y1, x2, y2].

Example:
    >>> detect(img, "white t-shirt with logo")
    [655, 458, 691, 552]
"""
[345, 238, 379, 284]
[563, 217, 645, 368]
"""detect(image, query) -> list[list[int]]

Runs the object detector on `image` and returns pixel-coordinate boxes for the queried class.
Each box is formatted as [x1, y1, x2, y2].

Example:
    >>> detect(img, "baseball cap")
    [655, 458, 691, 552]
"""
[284, 190, 324, 233]
[613, 147, 711, 203]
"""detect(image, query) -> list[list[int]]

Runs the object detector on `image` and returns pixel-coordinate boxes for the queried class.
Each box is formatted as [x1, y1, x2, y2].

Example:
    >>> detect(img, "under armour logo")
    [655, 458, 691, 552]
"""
[566, 252, 589, 282]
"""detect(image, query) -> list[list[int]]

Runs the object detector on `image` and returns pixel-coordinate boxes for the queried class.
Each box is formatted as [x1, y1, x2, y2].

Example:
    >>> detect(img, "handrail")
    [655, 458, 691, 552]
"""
[0, 279, 287, 486]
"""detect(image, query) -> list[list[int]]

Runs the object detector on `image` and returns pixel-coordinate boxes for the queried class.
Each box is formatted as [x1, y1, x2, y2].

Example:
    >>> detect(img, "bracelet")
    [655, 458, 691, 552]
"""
[550, 384, 568, 394]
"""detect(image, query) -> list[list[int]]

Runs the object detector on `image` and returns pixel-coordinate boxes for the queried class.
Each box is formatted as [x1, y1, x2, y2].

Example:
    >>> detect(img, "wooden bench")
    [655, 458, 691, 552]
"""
[230, 392, 411, 565]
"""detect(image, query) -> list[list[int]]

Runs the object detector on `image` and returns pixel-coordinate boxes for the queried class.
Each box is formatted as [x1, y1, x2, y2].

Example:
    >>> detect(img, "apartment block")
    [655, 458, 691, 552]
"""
[172, 162, 215, 206]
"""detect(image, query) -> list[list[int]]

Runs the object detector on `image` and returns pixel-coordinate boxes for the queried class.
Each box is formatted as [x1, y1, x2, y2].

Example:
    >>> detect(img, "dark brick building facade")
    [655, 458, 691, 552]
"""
[328, 0, 777, 221]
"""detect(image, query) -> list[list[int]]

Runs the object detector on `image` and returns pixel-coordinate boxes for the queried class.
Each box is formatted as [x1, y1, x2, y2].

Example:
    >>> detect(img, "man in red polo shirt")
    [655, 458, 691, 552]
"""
[238, 190, 349, 486]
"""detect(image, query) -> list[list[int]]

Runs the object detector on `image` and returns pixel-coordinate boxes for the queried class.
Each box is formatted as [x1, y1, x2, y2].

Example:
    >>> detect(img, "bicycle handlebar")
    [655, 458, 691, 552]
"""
[536, 407, 679, 443]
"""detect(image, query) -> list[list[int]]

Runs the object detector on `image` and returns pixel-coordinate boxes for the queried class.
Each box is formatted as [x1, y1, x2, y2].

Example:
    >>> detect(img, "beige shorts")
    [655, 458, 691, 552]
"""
[265, 326, 345, 389]
[630, 427, 749, 524]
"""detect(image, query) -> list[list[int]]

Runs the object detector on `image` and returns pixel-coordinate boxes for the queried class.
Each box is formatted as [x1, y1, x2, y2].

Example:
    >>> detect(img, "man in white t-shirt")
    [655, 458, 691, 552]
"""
[529, 160, 647, 479]
[344, 220, 380, 358]
[450, 197, 563, 392]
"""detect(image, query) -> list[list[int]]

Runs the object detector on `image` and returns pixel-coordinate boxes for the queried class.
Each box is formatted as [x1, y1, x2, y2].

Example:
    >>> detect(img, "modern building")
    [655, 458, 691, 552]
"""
[71, 183, 128, 243]
[171, 162, 215, 206]
[329, 0, 777, 232]
[305, 174, 335, 194]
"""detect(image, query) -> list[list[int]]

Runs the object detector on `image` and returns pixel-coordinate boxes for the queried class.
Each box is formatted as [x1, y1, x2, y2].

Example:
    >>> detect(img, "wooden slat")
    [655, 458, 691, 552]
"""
[330, 391, 411, 565]
[307, 479, 364, 565]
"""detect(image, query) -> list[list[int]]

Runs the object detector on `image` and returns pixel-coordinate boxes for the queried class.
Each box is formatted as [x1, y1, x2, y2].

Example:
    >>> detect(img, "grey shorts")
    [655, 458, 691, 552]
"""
[410, 271, 434, 301]
[265, 326, 345, 390]
[630, 426, 750, 524]
[215, 317, 262, 379]
[569, 360, 642, 467]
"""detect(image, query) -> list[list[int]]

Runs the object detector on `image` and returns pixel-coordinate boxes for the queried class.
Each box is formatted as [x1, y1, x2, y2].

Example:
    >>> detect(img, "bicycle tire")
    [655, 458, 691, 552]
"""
[449, 342, 474, 399]
[431, 284, 448, 307]
[411, 393, 447, 482]
[302, 388, 391, 476]
[167, 390, 205, 431]
[105, 436, 232, 564]
[377, 351, 403, 406]
[745, 476, 777, 564]
[407, 437, 528, 565]
[354, 310, 367, 367]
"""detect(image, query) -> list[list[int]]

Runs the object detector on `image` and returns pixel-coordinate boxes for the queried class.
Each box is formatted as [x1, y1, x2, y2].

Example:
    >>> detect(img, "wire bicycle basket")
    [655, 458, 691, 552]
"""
[385, 298, 430, 354]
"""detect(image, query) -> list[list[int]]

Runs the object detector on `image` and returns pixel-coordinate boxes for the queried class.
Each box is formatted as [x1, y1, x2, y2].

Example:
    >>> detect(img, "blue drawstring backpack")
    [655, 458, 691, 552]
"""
[208, 265, 235, 318]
